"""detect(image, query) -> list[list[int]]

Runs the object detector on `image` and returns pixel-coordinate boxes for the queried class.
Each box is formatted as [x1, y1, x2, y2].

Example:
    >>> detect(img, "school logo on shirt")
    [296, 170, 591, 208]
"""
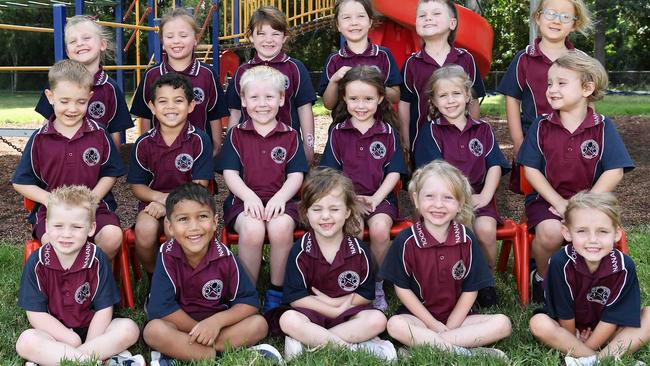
[284, 75, 290, 90]
[369, 141, 386, 160]
[338, 270, 360, 292]
[271, 146, 287, 164]
[586, 286, 611, 305]
[202, 279, 223, 300]
[82, 147, 101, 166]
[469, 138, 484, 157]
[175, 153, 194, 172]
[580, 139, 599, 159]
[193, 87, 205, 104]
[75, 282, 91, 304]
[452, 260, 467, 280]
[88, 101, 106, 119]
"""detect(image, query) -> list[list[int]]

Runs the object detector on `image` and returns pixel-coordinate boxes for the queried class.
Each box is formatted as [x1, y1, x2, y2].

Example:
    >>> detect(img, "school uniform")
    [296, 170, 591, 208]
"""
[147, 237, 258, 321]
[11, 117, 126, 240]
[516, 108, 634, 231]
[216, 120, 308, 230]
[413, 116, 510, 220]
[320, 119, 407, 221]
[19, 242, 120, 339]
[380, 221, 493, 323]
[127, 122, 214, 211]
[130, 55, 228, 136]
[36, 67, 134, 135]
[543, 245, 641, 331]
[400, 47, 486, 150]
[318, 41, 402, 96]
[227, 52, 316, 131]
[283, 231, 375, 328]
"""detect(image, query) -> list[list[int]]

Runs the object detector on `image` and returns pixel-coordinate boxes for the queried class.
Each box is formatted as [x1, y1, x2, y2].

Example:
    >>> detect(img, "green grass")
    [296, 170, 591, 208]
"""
[0, 92, 43, 125]
[2, 227, 650, 365]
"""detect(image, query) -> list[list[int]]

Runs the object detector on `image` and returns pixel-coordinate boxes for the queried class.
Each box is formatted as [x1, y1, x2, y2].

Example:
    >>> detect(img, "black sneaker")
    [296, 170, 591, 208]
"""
[530, 269, 545, 304]
[477, 286, 499, 308]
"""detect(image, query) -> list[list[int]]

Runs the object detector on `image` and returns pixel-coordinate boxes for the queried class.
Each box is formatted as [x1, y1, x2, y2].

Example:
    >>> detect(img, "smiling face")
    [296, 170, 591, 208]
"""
[161, 18, 197, 62]
[249, 23, 288, 60]
[412, 173, 460, 234]
[535, 0, 577, 43]
[343, 80, 382, 125]
[546, 64, 592, 113]
[241, 78, 284, 127]
[45, 81, 92, 131]
[431, 77, 470, 123]
[46, 203, 96, 261]
[165, 199, 218, 261]
[415, 1, 456, 40]
[336, 0, 372, 44]
[306, 187, 351, 242]
[65, 21, 107, 67]
[148, 84, 195, 130]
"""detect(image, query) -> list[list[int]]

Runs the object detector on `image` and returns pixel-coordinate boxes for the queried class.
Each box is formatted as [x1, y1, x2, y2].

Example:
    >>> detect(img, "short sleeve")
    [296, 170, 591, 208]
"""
[35, 84, 53, 120]
[106, 80, 135, 134]
[226, 68, 242, 111]
[601, 256, 641, 327]
[413, 123, 442, 168]
[283, 241, 311, 304]
[379, 228, 412, 289]
[229, 256, 260, 308]
[215, 129, 242, 173]
[470, 61, 486, 98]
[206, 78, 229, 121]
[516, 119, 543, 169]
[485, 129, 511, 175]
[146, 253, 181, 320]
[383, 49, 402, 87]
[496, 50, 525, 99]
[318, 53, 336, 96]
[99, 131, 127, 178]
[601, 119, 634, 172]
[129, 71, 153, 119]
[319, 129, 342, 170]
[91, 250, 120, 311]
[191, 129, 216, 180]
[544, 252, 576, 321]
[18, 252, 48, 312]
[461, 229, 494, 292]
[11, 132, 41, 186]
[355, 241, 376, 300]
[385, 131, 407, 174]
[126, 137, 152, 185]
[293, 59, 317, 107]
[286, 135, 308, 174]
[399, 60, 415, 103]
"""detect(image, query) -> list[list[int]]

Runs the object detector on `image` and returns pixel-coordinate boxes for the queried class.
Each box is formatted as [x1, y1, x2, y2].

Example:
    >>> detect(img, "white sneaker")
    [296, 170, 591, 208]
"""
[356, 337, 397, 362]
[565, 355, 598, 366]
[25, 362, 38, 366]
[250, 343, 283, 364]
[108, 350, 146, 366]
[284, 336, 304, 361]
[373, 282, 388, 312]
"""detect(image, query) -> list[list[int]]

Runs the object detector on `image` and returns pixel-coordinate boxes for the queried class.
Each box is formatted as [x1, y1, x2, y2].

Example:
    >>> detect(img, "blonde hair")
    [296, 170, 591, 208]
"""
[160, 7, 200, 37]
[65, 15, 114, 64]
[553, 51, 608, 102]
[416, 0, 458, 44]
[299, 167, 362, 236]
[239, 65, 286, 96]
[408, 160, 474, 227]
[48, 59, 94, 91]
[426, 64, 472, 119]
[533, 0, 593, 37]
[564, 191, 622, 230]
[46, 185, 99, 223]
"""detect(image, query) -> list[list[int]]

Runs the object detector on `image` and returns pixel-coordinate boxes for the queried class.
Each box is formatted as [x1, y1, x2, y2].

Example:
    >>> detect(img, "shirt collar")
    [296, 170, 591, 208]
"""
[565, 244, 625, 278]
[337, 118, 391, 136]
[161, 54, 200, 77]
[527, 37, 575, 59]
[433, 116, 480, 133]
[39, 242, 96, 272]
[339, 41, 378, 58]
[238, 119, 291, 136]
[165, 236, 231, 264]
[545, 107, 602, 133]
[302, 231, 362, 260]
[415, 46, 464, 66]
[93, 66, 108, 86]
[42, 115, 101, 138]
[411, 220, 466, 248]
[251, 52, 290, 64]
[149, 121, 195, 147]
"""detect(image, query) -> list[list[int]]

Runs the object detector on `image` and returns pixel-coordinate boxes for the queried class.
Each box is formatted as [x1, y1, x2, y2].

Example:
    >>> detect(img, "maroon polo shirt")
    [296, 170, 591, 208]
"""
[284, 231, 375, 304]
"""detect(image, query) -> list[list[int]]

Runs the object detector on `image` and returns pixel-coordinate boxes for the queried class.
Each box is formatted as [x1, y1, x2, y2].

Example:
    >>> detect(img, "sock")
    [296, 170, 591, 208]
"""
[269, 284, 283, 293]
[534, 271, 544, 282]
[375, 280, 384, 290]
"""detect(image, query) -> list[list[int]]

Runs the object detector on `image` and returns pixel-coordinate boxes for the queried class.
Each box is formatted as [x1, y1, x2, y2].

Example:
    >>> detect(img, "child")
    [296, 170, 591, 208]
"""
[279, 168, 396, 361]
[320, 65, 407, 311]
[35, 15, 133, 148]
[217, 66, 308, 313]
[16, 185, 142, 365]
[529, 191, 650, 366]
[12, 59, 125, 259]
[320, 0, 401, 110]
[127, 73, 214, 276]
[130, 7, 228, 156]
[497, 0, 592, 192]
[413, 65, 510, 306]
[226, 6, 317, 162]
[143, 183, 281, 364]
[516, 52, 634, 303]
[381, 160, 512, 358]
[399, 0, 486, 151]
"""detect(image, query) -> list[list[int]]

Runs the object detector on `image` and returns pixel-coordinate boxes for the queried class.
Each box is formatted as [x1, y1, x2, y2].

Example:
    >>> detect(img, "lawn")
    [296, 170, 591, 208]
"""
[1, 226, 649, 365]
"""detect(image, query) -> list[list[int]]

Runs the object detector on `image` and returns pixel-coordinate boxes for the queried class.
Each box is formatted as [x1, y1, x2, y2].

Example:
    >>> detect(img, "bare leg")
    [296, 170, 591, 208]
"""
[134, 212, 163, 273]
[473, 216, 497, 270]
[529, 313, 596, 357]
[599, 307, 650, 358]
[77, 318, 140, 360]
[266, 215, 295, 287]
[328, 309, 387, 343]
[212, 314, 268, 351]
[532, 219, 564, 276]
[143, 319, 217, 361]
[387, 314, 458, 349]
[16, 328, 90, 366]
[94, 224, 123, 260]
[437, 314, 512, 348]
[233, 214, 266, 284]
[367, 214, 392, 270]
[279, 310, 352, 348]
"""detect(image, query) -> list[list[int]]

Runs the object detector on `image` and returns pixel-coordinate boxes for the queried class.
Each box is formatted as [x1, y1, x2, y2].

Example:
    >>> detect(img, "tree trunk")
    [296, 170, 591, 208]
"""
[593, 0, 607, 66]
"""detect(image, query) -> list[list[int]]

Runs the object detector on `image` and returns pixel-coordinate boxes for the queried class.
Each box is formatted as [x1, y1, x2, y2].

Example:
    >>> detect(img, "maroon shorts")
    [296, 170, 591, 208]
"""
[475, 199, 502, 225]
[223, 196, 299, 231]
[293, 303, 375, 329]
[525, 197, 562, 233]
[364, 199, 398, 222]
[508, 160, 524, 195]
[33, 203, 121, 241]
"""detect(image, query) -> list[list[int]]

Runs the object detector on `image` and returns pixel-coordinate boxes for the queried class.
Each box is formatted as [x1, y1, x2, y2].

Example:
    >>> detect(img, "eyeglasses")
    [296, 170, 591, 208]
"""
[538, 9, 577, 24]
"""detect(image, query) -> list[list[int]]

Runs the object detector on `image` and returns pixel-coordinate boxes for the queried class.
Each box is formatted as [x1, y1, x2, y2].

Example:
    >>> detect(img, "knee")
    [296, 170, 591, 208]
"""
[96, 226, 123, 255]
[386, 315, 406, 339]
[365, 310, 388, 333]
[248, 314, 269, 339]
[475, 224, 496, 243]
[15, 329, 39, 358]
[494, 314, 512, 337]
[369, 223, 390, 243]
[529, 313, 553, 339]
[143, 319, 167, 347]
[640, 307, 650, 328]
[115, 318, 141, 346]
[279, 310, 302, 334]
[238, 222, 266, 245]
[135, 219, 160, 245]
[535, 225, 563, 249]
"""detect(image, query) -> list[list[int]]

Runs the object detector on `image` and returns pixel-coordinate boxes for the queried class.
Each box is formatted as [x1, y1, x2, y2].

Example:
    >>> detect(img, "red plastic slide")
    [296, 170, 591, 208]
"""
[369, 0, 493, 77]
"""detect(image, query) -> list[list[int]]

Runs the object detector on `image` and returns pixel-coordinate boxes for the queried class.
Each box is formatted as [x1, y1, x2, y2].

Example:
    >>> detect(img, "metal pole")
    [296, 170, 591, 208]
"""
[211, 0, 220, 77]
[53, 4, 67, 62]
[75, 0, 84, 15]
[153, 18, 162, 63]
[147, 0, 155, 60]
[233, 0, 240, 43]
[116, 0, 125, 89]
[529, 0, 540, 44]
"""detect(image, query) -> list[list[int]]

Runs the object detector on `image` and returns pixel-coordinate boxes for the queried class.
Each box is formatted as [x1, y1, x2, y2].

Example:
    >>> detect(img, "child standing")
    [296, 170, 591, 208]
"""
[35, 15, 133, 148]
[130, 8, 228, 156]
[127, 73, 214, 276]
[12, 60, 125, 259]
[16, 185, 142, 365]
[413, 65, 509, 306]
[226, 6, 317, 162]
[320, 65, 407, 311]
[497, 0, 592, 192]
[279, 168, 396, 361]
[319, 0, 402, 109]
[144, 183, 281, 364]
[529, 191, 650, 366]
[516, 52, 634, 303]
[217, 66, 308, 313]
[382, 160, 511, 358]
[399, 0, 485, 151]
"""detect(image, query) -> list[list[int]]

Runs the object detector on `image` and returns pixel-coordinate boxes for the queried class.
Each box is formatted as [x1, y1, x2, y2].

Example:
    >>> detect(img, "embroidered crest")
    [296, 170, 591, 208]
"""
[175, 153, 194, 172]
[82, 147, 100, 166]
[202, 279, 223, 300]
[284, 75, 290, 90]
[271, 146, 287, 164]
[88, 101, 106, 119]
[468, 138, 484, 157]
[451, 260, 467, 280]
[75, 282, 91, 304]
[369, 141, 386, 160]
[338, 271, 360, 292]
[193, 87, 205, 104]
[580, 139, 599, 159]
[586, 286, 611, 305]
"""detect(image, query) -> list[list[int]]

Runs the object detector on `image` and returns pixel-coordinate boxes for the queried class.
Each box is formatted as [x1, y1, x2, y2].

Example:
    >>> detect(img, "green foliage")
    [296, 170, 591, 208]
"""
[480, 0, 530, 71]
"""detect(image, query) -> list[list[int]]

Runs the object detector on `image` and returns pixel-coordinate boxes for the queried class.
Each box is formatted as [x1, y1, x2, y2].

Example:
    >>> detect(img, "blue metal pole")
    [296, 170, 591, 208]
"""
[211, 0, 220, 77]
[175, 0, 183, 7]
[115, 0, 125, 89]
[147, 0, 155, 61]
[53, 4, 67, 62]
[233, 0, 239, 44]
[75, 0, 84, 15]
[153, 18, 162, 64]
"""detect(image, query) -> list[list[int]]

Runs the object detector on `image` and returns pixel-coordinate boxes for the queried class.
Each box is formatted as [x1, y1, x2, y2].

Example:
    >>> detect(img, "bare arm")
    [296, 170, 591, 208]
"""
[139, 118, 151, 135]
[395, 286, 448, 332]
[85, 306, 113, 341]
[524, 166, 567, 216]
[370, 172, 400, 209]
[228, 109, 242, 129]
[297, 104, 315, 164]
[398, 101, 411, 149]
[110, 132, 122, 149]
[264, 172, 304, 220]
[130, 184, 168, 205]
[473, 166, 501, 209]
[322, 66, 352, 109]
[13, 184, 50, 206]
[91, 176, 117, 201]
[209, 119, 223, 158]
[584, 321, 618, 350]
[223, 169, 264, 220]
[160, 308, 199, 333]
[591, 168, 624, 193]
[386, 86, 400, 104]
[26, 311, 82, 346]
[445, 291, 477, 330]
[291, 294, 354, 319]
[189, 303, 258, 346]
[505, 96, 524, 156]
